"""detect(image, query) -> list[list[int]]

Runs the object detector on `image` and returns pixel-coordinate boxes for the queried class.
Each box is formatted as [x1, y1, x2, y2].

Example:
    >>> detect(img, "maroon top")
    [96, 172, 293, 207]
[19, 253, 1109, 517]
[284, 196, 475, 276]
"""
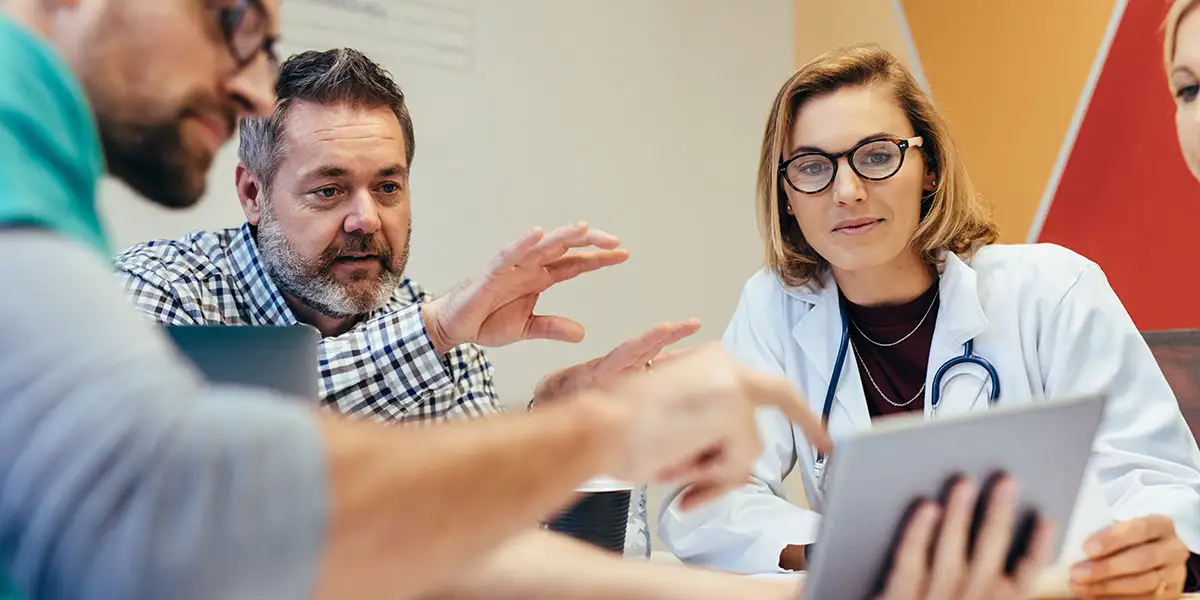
[843, 282, 939, 418]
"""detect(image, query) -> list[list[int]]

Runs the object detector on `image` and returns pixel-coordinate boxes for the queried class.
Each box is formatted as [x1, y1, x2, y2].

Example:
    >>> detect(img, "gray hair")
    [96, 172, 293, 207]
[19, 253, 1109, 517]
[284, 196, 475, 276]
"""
[238, 48, 416, 191]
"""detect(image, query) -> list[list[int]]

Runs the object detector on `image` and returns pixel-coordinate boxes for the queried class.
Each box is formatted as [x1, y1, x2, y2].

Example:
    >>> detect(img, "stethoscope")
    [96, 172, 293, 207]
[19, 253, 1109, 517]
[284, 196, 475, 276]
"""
[812, 296, 1001, 492]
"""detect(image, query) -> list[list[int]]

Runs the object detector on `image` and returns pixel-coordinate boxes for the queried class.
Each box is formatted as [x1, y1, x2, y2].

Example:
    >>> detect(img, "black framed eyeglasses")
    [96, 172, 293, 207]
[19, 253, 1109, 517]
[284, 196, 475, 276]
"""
[217, 0, 279, 70]
[778, 136, 924, 195]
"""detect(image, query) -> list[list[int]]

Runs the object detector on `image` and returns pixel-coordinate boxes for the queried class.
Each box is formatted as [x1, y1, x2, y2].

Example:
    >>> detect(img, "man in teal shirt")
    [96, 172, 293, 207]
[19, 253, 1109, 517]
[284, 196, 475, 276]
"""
[0, 2, 863, 600]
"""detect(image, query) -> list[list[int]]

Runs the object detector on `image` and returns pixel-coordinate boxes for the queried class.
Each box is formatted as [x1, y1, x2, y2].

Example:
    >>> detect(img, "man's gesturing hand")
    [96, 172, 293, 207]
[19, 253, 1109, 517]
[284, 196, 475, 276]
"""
[532, 319, 702, 405]
[422, 223, 628, 354]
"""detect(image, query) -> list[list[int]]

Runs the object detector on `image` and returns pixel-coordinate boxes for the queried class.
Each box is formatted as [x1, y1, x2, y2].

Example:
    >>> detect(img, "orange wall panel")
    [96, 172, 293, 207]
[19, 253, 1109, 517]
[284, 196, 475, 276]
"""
[900, 0, 1115, 241]
[794, 0, 915, 68]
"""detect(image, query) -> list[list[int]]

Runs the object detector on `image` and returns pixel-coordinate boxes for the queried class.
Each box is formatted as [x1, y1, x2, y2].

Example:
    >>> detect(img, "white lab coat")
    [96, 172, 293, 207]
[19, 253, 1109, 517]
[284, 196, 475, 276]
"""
[659, 243, 1200, 574]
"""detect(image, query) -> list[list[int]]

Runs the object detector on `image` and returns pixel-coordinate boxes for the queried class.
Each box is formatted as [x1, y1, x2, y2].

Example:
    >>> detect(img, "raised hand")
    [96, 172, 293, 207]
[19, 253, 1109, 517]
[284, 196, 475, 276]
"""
[532, 319, 702, 404]
[421, 222, 629, 354]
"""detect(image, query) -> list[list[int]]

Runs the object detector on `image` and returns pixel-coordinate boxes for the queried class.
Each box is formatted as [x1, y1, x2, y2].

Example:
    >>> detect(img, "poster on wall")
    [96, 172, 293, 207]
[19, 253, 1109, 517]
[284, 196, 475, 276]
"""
[899, 0, 1200, 330]
[279, 0, 475, 72]
[1033, 0, 1200, 332]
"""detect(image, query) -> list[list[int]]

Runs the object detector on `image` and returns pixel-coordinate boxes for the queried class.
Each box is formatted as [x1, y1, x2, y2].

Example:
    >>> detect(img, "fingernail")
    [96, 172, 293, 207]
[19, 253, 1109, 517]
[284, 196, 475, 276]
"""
[957, 481, 978, 504]
[1084, 538, 1103, 556]
[922, 503, 940, 522]
[998, 480, 1018, 504]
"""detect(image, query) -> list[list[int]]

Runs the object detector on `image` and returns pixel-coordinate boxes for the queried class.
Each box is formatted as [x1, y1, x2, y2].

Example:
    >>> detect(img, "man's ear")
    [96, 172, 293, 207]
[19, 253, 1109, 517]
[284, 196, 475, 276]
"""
[236, 163, 265, 225]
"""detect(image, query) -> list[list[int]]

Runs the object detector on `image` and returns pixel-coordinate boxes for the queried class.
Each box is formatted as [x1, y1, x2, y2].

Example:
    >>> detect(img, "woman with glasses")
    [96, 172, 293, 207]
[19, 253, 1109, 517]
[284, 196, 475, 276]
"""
[658, 44, 1200, 599]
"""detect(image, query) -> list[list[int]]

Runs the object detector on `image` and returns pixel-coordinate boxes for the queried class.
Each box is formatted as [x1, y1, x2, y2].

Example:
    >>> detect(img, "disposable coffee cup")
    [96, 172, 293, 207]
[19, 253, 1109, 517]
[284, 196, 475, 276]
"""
[546, 475, 634, 554]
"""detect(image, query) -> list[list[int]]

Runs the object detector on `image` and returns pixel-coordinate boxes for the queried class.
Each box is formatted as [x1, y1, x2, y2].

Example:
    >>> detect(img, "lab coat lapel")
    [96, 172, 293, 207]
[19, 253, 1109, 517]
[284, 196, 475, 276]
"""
[925, 252, 990, 419]
[790, 272, 872, 432]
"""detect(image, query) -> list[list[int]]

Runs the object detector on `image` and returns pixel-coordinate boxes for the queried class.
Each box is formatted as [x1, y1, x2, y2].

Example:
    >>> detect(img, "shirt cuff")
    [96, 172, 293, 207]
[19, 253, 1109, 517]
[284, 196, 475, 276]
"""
[1185, 552, 1200, 593]
[372, 303, 455, 392]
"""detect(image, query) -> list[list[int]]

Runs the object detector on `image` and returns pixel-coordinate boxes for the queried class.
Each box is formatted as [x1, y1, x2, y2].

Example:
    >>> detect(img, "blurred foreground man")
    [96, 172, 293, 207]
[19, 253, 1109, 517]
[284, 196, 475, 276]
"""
[0, 1, 1051, 599]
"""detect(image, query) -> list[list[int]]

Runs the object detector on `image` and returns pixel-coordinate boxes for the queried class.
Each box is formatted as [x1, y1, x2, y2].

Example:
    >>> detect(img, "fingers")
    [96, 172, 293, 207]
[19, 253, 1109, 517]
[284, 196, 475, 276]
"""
[961, 477, 1020, 599]
[1071, 536, 1191, 598]
[1083, 515, 1178, 560]
[1073, 541, 1171, 583]
[494, 223, 622, 274]
[631, 320, 702, 365]
[1070, 517, 1189, 600]
[597, 323, 674, 370]
[641, 341, 705, 368]
[531, 222, 622, 264]
[677, 484, 723, 510]
[924, 479, 979, 598]
[880, 502, 940, 600]
[669, 383, 760, 511]
[677, 480, 737, 511]
[739, 370, 831, 454]
[673, 447, 755, 511]
[1011, 519, 1054, 595]
[549, 221, 620, 250]
[603, 320, 702, 371]
[653, 454, 710, 484]
[1072, 568, 1181, 599]
[523, 315, 585, 343]
[545, 249, 630, 283]
[494, 226, 546, 270]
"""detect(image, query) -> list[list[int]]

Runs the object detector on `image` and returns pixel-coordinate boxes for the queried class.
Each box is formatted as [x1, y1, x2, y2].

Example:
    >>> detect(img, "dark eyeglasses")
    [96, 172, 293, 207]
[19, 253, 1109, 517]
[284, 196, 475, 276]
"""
[779, 136, 924, 195]
[217, 0, 279, 71]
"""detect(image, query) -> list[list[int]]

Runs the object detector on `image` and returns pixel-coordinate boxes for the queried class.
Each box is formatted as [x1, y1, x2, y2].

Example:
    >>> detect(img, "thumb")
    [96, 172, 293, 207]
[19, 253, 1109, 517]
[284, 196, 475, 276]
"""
[524, 315, 585, 343]
[677, 481, 737, 511]
[741, 370, 832, 454]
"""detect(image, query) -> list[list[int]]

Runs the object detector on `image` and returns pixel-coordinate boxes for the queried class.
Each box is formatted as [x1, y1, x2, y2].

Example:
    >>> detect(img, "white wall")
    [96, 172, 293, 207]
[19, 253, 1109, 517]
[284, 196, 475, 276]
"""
[98, 0, 795, 548]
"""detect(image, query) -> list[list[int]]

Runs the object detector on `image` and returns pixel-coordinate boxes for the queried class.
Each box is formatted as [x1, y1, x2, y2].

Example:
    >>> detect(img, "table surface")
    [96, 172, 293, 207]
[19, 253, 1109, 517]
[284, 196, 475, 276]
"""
[651, 551, 1200, 598]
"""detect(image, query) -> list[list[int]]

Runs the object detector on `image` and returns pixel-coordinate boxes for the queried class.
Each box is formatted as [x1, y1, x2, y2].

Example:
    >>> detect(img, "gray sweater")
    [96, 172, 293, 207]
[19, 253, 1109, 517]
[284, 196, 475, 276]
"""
[0, 230, 328, 599]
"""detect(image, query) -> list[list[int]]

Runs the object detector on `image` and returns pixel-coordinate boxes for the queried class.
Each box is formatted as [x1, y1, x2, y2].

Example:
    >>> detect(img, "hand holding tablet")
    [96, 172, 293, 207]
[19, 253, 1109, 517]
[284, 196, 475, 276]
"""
[801, 395, 1107, 599]
[872, 475, 1055, 600]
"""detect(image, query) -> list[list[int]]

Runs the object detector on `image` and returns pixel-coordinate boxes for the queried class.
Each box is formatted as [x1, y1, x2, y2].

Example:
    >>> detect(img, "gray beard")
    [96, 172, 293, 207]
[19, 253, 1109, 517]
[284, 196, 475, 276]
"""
[256, 208, 407, 318]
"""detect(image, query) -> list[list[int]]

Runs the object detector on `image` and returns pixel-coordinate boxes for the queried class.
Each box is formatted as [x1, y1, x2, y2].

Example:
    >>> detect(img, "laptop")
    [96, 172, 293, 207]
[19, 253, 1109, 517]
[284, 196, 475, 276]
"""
[165, 324, 321, 399]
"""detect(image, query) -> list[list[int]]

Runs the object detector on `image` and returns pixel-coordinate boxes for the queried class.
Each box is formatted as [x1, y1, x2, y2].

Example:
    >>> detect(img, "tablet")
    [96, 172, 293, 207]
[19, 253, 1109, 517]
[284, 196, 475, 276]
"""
[165, 324, 321, 400]
[801, 394, 1107, 600]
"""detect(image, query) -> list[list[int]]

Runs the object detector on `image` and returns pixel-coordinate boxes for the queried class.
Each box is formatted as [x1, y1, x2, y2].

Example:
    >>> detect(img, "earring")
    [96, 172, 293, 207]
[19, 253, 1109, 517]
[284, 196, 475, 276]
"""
[786, 204, 794, 215]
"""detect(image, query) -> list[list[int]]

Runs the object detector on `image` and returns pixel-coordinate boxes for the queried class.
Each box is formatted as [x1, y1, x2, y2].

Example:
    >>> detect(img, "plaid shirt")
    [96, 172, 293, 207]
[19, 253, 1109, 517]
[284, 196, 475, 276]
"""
[113, 223, 502, 423]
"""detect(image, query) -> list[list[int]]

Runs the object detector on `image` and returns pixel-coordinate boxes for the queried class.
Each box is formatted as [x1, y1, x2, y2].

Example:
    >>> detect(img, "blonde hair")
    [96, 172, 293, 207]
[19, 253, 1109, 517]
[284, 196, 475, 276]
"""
[757, 44, 998, 288]
[1165, 0, 1200, 73]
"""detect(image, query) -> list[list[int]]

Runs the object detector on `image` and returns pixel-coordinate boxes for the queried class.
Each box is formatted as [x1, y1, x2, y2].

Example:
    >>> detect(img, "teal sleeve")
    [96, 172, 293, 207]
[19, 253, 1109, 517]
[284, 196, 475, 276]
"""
[0, 15, 108, 254]
[0, 578, 18, 600]
[0, 231, 328, 600]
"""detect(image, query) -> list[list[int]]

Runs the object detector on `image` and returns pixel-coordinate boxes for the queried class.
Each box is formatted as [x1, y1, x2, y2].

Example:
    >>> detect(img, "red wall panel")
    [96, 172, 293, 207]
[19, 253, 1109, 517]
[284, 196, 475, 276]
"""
[1037, 0, 1200, 330]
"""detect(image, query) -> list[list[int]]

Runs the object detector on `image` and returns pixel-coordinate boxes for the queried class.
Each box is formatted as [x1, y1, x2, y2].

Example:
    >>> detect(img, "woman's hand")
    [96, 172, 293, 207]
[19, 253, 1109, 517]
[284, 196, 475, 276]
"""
[876, 476, 1054, 600]
[1069, 515, 1190, 599]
